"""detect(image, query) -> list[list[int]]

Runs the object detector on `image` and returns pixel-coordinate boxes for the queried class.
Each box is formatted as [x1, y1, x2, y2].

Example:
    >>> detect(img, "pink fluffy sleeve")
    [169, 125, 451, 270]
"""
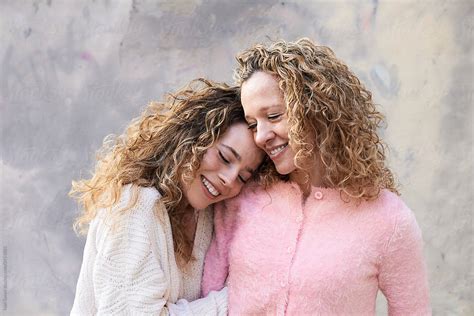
[378, 201, 431, 315]
[201, 199, 239, 297]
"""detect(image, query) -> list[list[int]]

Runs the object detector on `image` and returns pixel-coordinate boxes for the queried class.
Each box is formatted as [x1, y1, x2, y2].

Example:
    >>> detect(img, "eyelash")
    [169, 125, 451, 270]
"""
[247, 113, 284, 131]
[219, 151, 229, 164]
[219, 151, 248, 184]
[268, 113, 283, 120]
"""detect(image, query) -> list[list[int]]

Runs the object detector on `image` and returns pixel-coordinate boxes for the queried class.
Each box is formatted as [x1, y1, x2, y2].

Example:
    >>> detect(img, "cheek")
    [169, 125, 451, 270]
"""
[200, 149, 219, 171]
[278, 121, 290, 139]
[227, 184, 243, 198]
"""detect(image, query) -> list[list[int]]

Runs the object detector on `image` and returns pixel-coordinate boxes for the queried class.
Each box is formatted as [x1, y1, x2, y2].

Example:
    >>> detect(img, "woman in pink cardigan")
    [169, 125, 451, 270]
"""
[201, 38, 431, 315]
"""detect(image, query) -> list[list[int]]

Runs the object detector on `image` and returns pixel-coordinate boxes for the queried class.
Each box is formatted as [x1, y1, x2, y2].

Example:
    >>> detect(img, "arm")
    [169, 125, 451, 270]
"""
[201, 200, 238, 297]
[71, 187, 227, 315]
[378, 203, 431, 316]
[70, 217, 99, 316]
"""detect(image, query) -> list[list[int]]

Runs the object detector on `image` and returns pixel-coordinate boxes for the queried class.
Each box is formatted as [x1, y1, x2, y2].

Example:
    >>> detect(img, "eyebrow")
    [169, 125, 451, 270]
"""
[222, 144, 241, 161]
[221, 144, 255, 174]
[244, 104, 283, 120]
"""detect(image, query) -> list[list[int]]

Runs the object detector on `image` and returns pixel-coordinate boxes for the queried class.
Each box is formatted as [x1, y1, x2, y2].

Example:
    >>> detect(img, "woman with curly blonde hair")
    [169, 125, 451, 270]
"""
[202, 39, 431, 315]
[70, 79, 265, 315]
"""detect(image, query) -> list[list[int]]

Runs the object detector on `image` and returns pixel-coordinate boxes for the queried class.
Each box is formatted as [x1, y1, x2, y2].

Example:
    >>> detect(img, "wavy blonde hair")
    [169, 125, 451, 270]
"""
[234, 38, 398, 201]
[70, 78, 264, 266]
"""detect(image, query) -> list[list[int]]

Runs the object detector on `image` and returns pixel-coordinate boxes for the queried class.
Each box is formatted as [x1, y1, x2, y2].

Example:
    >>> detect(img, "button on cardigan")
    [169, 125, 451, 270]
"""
[71, 184, 227, 315]
[202, 181, 431, 315]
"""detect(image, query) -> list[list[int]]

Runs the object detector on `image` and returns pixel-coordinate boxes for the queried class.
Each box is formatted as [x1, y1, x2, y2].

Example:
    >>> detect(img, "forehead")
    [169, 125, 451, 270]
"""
[218, 123, 263, 164]
[219, 123, 255, 149]
[241, 72, 281, 97]
[241, 72, 284, 114]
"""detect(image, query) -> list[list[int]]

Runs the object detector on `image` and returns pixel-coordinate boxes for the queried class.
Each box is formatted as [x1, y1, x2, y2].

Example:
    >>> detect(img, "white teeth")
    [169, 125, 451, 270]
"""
[269, 144, 287, 156]
[202, 177, 220, 197]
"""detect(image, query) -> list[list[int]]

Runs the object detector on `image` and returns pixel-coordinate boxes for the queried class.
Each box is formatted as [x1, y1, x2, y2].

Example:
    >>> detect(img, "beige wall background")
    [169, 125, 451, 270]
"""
[0, 0, 472, 314]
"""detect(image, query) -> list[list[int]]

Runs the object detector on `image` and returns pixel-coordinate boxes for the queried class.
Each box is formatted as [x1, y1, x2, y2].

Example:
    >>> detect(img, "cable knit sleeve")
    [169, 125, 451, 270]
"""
[71, 185, 228, 316]
[201, 199, 239, 297]
[70, 214, 100, 316]
[168, 288, 228, 315]
[378, 201, 431, 316]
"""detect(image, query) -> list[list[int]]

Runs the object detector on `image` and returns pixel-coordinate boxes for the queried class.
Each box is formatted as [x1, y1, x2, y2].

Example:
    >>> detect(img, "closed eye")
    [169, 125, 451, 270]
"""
[219, 151, 230, 164]
[238, 175, 248, 184]
[247, 122, 257, 132]
[268, 113, 283, 120]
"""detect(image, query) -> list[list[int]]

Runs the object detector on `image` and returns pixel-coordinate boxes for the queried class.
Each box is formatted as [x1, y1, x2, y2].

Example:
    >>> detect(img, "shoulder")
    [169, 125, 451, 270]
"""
[123, 183, 162, 209]
[94, 184, 164, 238]
[220, 180, 294, 210]
[98, 184, 161, 217]
[371, 190, 414, 222]
[243, 179, 294, 195]
[212, 180, 296, 232]
[365, 190, 421, 240]
[87, 184, 172, 264]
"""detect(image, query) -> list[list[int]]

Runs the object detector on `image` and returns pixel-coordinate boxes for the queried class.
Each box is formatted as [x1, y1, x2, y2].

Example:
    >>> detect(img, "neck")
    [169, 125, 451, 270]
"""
[176, 196, 192, 213]
[178, 202, 199, 245]
[289, 158, 327, 193]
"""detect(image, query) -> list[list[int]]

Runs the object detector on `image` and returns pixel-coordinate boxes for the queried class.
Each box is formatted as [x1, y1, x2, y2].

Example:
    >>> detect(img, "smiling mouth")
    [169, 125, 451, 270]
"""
[268, 143, 288, 157]
[201, 176, 220, 197]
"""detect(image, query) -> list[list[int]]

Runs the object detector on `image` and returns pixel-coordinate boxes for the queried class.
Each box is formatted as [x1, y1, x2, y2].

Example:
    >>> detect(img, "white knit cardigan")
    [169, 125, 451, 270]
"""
[71, 184, 227, 315]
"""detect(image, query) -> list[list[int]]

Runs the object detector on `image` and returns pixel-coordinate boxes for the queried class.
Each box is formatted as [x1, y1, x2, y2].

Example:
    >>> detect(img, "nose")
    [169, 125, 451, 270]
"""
[218, 167, 239, 189]
[254, 123, 275, 148]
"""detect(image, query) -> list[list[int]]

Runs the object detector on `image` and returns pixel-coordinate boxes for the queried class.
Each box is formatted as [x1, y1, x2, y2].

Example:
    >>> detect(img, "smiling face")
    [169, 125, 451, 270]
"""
[241, 71, 297, 175]
[180, 122, 264, 210]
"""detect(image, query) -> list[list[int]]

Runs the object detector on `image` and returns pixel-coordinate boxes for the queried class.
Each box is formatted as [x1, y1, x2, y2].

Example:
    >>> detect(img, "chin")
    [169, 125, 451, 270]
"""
[189, 198, 210, 210]
[275, 162, 296, 175]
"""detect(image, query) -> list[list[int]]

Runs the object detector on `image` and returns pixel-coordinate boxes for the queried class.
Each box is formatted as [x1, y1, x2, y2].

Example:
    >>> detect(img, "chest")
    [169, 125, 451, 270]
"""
[227, 197, 384, 307]
[177, 209, 214, 301]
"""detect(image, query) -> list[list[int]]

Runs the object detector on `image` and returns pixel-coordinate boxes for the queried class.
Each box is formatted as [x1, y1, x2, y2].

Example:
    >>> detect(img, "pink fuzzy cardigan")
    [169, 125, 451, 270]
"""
[202, 181, 431, 315]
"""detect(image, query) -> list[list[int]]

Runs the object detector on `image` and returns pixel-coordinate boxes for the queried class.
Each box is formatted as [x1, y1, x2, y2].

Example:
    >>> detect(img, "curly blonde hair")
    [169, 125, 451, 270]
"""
[70, 78, 264, 266]
[234, 38, 398, 201]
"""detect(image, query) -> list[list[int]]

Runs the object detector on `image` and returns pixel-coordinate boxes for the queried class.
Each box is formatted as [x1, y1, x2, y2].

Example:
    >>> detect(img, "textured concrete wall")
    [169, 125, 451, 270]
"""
[1, 0, 472, 314]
